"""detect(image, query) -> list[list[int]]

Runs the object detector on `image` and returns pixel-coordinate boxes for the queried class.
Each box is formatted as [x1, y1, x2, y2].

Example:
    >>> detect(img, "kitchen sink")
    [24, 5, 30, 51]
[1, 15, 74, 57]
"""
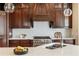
[46, 44, 66, 49]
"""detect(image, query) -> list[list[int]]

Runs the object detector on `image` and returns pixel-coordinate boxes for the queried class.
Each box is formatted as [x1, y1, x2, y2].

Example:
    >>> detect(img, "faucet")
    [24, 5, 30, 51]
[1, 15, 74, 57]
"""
[54, 32, 63, 48]
[60, 36, 63, 48]
[19, 34, 26, 38]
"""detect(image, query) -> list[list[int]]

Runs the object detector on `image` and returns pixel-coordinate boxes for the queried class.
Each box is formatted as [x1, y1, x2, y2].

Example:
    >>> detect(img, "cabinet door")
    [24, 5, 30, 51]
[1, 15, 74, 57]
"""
[9, 4, 22, 28]
[9, 40, 33, 47]
[20, 40, 33, 47]
[9, 40, 20, 47]
[0, 39, 3, 47]
[49, 4, 55, 28]
[55, 9, 64, 28]
[64, 40, 75, 44]
[9, 12, 15, 28]
[53, 39, 75, 45]
[49, 4, 64, 28]
[49, 3, 72, 28]
[22, 8, 31, 28]
[9, 4, 32, 28]
[14, 9, 22, 28]
[9, 8, 22, 28]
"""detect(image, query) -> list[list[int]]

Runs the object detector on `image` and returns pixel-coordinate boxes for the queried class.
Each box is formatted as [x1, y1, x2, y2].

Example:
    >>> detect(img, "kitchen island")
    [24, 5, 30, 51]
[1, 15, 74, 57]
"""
[0, 43, 79, 56]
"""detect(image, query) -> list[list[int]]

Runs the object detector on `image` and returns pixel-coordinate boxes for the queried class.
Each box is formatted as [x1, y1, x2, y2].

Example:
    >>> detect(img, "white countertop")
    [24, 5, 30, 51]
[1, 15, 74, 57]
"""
[9, 38, 33, 40]
[9, 37, 75, 40]
[51, 38, 74, 40]
[0, 43, 79, 56]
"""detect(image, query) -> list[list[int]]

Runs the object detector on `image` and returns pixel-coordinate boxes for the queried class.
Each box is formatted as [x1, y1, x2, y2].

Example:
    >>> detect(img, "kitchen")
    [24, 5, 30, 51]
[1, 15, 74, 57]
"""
[0, 3, 79, 56]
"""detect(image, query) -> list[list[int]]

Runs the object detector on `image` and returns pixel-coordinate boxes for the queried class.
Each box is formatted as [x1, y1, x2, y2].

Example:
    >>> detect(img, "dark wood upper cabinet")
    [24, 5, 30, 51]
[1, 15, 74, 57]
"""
[55, 9, 64, 28]
[49, 4, 65, 28]
[9, 3, 72, 28]
[9, 4, 33, 28]
[9, 8, 22, 28]
[49, 3, 72, 28]
[21, 8, 32, 28]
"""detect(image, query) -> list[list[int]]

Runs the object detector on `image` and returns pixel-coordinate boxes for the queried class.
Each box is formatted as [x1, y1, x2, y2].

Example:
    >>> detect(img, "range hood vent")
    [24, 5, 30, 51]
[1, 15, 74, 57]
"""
[33, 4, 51, 21]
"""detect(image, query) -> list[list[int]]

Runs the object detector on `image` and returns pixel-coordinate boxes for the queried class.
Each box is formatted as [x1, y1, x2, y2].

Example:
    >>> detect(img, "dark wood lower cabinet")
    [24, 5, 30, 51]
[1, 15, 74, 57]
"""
[9, 39, 75, 47]
[9, 40, 19, 47]
[0, 39, 4, 47]
[0, 39, 3, 47]
[9, 40, 33, 47]
[53, 39, 75, 45]
[64, 40, 75, 45]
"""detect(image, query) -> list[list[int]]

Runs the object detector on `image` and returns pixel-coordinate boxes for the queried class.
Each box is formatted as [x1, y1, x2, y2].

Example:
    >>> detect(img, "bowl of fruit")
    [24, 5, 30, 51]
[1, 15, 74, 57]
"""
[14, 46, 28, 55]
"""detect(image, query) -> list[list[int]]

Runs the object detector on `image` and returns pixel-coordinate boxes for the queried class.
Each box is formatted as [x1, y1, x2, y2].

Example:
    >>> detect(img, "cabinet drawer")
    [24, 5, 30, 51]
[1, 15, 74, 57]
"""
[53, 40, 60, 42]
[64, 40, 74, 44]
[20, 40, 30, 44]
[20, 40, 33, 44]
[53, 39, 75, 45]
[9, 40, 19, 44]
[9, 40, 33, 47]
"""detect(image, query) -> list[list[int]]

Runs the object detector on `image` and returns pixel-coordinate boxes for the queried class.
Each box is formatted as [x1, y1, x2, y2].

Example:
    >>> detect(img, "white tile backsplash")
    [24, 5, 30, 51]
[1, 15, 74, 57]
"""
[12, 21, 72, 38]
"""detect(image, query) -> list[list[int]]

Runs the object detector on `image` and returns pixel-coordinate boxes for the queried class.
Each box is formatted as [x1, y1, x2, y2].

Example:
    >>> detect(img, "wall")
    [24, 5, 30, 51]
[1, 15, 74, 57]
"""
[72, 4, 79, 45]
[12, 21, 72, 39]
[78, 4, 79, 45]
